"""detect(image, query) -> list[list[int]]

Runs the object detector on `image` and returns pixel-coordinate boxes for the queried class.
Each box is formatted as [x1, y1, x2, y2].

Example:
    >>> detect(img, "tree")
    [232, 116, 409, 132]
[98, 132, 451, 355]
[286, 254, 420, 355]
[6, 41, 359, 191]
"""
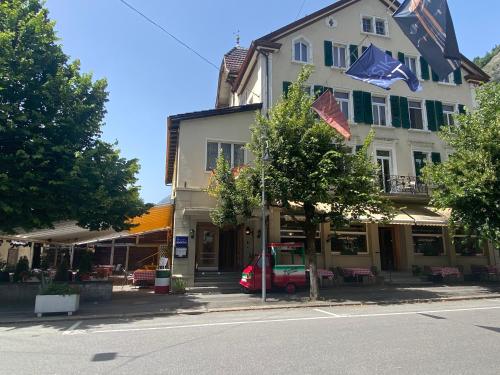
[210, 66, 393, 300]
[0, 0, 151, 233]
[207, 154, 258, 228]
[423, 82, 500, 247]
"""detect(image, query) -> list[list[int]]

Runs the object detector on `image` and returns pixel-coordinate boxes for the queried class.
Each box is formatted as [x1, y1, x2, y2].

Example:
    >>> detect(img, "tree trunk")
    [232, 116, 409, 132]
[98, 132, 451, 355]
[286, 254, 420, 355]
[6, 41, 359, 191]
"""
[304, 206, 319, 301]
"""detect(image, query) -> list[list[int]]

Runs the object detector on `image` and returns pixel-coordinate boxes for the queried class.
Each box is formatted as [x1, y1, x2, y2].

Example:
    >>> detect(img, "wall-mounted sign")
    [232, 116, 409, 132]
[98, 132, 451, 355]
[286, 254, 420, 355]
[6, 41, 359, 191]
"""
[174, 236, 189, 258]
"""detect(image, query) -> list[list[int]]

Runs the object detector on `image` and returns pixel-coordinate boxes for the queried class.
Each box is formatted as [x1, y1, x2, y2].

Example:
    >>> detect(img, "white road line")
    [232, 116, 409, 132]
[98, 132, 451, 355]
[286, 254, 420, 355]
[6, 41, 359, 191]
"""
[86, 305, 500, 335]
[314, 308, 340, 317]
[63, 320, 82, 335]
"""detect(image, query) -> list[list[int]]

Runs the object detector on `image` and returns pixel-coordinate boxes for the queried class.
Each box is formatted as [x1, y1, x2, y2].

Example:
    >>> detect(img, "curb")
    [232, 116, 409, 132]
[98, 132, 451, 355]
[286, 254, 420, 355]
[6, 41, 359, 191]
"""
[1, 293, 500, 325]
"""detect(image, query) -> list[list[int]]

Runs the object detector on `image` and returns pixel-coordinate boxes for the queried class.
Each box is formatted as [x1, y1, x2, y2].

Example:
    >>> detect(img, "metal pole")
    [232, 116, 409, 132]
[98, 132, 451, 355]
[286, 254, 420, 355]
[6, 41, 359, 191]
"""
[261, 51, 270, 303]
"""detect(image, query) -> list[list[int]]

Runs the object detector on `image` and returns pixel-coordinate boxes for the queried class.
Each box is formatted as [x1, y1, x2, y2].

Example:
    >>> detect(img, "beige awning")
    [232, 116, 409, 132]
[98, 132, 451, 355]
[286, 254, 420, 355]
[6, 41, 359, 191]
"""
[285, 202, 449, 226]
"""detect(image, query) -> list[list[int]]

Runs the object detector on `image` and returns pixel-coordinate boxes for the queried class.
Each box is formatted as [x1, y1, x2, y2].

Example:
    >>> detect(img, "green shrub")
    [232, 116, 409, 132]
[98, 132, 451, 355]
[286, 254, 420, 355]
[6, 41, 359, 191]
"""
[172, 277, 187, 294]
[41, 282, 79, 295]
[54, 256, 70, 282]
[78, 250, 92, 275]
[13, 256, 30, 282]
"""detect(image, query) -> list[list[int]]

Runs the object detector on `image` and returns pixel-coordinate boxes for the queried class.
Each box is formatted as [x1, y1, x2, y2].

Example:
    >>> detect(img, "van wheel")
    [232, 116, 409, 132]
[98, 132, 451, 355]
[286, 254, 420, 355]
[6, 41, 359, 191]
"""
[285, 283, 296, 294]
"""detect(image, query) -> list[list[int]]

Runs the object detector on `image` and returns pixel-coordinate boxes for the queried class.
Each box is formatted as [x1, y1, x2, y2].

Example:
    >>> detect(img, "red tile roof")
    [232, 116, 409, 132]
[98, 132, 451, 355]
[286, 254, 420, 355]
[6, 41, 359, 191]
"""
[224, 46, 248, 75]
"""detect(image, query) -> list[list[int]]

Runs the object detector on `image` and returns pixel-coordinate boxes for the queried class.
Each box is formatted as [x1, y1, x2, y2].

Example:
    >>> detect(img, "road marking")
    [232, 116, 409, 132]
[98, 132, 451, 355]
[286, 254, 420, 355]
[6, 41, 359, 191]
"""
[63, 321, 82, 335]
[314, 308, 340, 317]
[84, 305, 500, 335]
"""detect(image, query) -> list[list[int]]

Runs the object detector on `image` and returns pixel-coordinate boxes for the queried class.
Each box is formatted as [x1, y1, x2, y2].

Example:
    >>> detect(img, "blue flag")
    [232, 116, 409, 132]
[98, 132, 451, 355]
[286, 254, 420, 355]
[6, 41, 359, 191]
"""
[393, 0, 460, 80]
[346, 44, 422, 92]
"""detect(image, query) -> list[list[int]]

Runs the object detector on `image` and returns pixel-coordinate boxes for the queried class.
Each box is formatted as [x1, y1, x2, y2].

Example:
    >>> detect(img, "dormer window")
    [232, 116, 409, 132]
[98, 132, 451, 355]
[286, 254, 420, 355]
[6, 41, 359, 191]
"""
[292, 37, 311, 63]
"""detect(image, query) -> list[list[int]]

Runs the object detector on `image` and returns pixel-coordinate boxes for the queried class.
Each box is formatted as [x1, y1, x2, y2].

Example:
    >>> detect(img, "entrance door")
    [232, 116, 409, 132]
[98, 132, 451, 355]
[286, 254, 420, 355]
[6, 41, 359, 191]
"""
[376, 150, 393, 193]
[219, 227, 238, 271]
[379, 227, 395, 271]
[196, 223, 219, 271]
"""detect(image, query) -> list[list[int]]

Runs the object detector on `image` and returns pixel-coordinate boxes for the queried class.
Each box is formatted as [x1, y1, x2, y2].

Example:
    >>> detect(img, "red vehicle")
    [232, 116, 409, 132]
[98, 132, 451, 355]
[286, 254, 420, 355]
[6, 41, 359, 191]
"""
[239, 242, 307, 294]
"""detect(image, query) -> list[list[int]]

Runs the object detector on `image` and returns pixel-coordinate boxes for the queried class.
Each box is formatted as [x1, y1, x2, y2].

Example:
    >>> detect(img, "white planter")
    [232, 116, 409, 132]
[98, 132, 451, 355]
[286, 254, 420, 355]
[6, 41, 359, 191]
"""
[34, 294, 80, 317]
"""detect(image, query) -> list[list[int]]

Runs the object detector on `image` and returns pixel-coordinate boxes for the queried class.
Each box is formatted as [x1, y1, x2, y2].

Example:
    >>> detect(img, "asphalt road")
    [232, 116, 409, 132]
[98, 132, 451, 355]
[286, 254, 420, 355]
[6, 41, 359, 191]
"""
[2, 299, 500, 375]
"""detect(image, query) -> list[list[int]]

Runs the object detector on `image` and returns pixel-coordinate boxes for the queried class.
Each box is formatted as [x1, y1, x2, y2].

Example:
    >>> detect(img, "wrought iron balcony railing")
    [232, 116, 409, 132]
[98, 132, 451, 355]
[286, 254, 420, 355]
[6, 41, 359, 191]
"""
[379, 175, 429, 196]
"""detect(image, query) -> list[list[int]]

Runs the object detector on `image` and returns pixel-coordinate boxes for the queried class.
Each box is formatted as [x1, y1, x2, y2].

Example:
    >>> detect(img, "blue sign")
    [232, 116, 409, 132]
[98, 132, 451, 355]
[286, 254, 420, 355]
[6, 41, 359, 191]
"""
[174, 236, 189, 258]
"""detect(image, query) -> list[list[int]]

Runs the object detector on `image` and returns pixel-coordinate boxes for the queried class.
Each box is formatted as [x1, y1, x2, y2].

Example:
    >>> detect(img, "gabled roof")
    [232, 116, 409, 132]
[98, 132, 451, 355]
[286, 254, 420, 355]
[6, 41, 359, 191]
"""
[232, 0, 489, 91]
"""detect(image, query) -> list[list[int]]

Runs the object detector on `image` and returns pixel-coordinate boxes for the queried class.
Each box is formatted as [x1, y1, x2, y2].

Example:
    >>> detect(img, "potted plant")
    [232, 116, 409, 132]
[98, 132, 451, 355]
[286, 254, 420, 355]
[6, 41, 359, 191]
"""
[77, 250, 92, 281]
[35, 281, 80, 317]
[171, 277, 187, 294]
[13, 256, 30, 282]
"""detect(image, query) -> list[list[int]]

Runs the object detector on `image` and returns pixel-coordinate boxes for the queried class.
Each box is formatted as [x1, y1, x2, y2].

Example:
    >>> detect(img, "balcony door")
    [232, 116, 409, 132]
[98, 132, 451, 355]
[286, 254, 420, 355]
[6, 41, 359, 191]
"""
[376, 150, 393, 193]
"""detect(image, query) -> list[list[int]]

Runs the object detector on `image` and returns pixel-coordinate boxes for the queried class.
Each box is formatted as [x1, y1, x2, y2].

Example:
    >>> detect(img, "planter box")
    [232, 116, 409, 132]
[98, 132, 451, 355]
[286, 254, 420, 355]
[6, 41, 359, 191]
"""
[34, 294, 80, 317]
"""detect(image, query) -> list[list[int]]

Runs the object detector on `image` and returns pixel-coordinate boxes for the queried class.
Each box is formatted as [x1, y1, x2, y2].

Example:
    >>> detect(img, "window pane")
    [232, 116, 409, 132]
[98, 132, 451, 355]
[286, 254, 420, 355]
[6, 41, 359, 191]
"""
[334, 91, 348, 99]
[443, 105, 454, 112]
[294, 42, 301, 61]
[233, 144, 245, 167]
[410, 108, 423, 129]
[413, 236, 444, 255]
[339, 47, 346, 67]
[362, 17, 373, 33]
[372, 97, 385, 104]
[221, 143, 232, 165]
[331, 233, 367, 254]
[372, 104, 379, 125]
[376, 150, 390, 157]
[380, 107, 386, 125]
[375, 19, 385, 35]
[301, 43, 308, 62]
[206, 142, 218, 170]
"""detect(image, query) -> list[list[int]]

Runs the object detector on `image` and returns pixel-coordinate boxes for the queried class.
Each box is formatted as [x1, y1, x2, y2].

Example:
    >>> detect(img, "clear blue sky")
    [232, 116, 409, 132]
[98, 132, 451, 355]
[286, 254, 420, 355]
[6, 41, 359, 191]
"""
[44, 0, 500, 204]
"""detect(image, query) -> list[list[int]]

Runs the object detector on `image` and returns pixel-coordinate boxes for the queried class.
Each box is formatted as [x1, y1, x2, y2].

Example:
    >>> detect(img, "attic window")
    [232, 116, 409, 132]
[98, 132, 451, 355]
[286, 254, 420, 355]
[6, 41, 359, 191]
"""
[292, 37, 311, 63]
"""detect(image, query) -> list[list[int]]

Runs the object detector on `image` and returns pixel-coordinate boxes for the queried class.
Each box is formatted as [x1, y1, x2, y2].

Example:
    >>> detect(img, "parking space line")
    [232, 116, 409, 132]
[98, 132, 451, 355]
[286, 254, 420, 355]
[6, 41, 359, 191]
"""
[63, 321, 82, 335]
[313, 308, 340, 317]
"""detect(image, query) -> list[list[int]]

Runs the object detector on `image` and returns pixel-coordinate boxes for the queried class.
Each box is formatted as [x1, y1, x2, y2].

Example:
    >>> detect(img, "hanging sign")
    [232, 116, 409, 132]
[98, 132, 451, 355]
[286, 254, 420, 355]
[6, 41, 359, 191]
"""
[174, 236, 189, 258]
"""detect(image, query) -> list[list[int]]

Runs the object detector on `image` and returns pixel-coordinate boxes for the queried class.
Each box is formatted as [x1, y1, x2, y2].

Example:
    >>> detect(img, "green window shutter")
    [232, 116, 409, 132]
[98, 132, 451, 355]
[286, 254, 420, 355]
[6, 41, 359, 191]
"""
[458, 104, 466, 114]
[353, 91, 365, 123]
[324, 86, 333, 93]
[363, 91, 373, 125]
[420, 57, 430, 80]
[400, 97, 410, 129]
[431, 152, 441, 164]
[453, 68, 463, 84]
[390, 95, 401, 127]
[425, 100, 437, 131]
[283, 81, 292, 97]
[313, 85, 325, 98]
[431, 69, 439, 82]
[362, 46, 368, 54]
[398, 52, 405, 64]
[385, 50, 392, 57]
[324, 41, 333, 67]
[349, 45, 358, 64]
[434, 101, 444, 130]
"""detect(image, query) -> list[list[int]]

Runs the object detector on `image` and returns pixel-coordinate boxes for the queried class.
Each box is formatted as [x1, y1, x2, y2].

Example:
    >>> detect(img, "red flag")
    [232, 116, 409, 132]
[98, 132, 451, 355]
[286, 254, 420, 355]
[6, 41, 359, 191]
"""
[312, 90, 351, 140]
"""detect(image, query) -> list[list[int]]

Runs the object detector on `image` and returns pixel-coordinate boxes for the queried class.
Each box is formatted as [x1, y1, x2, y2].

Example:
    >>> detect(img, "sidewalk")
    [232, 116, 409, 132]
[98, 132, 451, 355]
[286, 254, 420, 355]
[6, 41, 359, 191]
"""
[2, 283, 500, 324]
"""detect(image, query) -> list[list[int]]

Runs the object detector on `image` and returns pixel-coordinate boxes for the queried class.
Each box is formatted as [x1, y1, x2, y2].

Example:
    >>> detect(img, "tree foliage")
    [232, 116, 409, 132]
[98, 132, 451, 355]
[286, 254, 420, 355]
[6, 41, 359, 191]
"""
[207, 154, 259, 227]
[209, 66, 393, 299]
[423, 82, 500, 247]
[0, 0, 151, 233]
[473, 45, 500, 68]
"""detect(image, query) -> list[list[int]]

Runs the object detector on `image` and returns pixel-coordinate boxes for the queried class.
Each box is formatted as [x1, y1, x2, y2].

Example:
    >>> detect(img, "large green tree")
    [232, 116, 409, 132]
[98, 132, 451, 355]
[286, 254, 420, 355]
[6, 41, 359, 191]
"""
[210, 67, 393, 300]
[423, 82, 500, 247]
[0, 0, 150, 233]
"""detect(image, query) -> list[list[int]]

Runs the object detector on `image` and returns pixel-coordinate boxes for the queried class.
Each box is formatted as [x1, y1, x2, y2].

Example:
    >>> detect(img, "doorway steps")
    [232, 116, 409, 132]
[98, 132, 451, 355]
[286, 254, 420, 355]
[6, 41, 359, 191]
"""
[189, 271, 242, 294]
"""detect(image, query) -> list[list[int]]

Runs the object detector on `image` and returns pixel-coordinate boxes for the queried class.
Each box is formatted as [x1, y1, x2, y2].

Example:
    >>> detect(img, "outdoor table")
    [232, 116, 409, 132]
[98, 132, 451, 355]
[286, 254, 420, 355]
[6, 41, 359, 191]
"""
[342, 267, 374, 278]
[317, 269, 334, 287]
[96, 265, 114, 277]
[430, 267, 461, 278]
[133, 269, 156, 286]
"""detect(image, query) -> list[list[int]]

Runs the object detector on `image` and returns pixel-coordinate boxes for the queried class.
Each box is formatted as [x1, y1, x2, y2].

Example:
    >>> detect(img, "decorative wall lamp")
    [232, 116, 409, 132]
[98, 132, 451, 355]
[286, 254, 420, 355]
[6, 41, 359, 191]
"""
[245, 227, 253, 236]
[189, 229, 195, 239]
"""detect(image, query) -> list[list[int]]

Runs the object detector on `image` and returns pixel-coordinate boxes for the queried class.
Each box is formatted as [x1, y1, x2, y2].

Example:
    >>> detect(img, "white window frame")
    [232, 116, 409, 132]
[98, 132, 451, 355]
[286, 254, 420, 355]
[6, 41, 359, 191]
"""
[410, 148, 431, 177]
[408, 99, 425, 130]
[330, 223, 369, 255]
[373, 141, 398, 175]
[442, 103, 456, 126]
[291, 36, 312, 64]
[332, 43, 347, 69]
[372, 96, 387, 126]
[360, 14, 389, 37]
[333, 89, 350, 121]
[404, 55, 418, 77]
[361, 16, 373, 34]
[205, 140, 246, 172]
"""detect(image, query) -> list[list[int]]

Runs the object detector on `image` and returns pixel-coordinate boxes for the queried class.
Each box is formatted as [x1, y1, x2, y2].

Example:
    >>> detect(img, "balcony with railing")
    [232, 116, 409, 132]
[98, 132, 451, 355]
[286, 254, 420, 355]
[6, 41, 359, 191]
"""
[379, 175, 429, 196]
